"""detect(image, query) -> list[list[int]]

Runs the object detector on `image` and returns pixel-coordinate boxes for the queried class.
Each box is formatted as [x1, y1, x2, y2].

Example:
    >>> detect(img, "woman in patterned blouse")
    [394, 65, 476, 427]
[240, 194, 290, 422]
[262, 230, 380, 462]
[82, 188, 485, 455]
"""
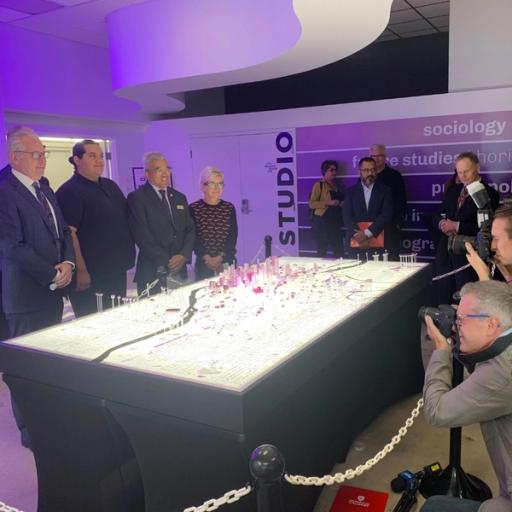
[189, 166, 238, 280]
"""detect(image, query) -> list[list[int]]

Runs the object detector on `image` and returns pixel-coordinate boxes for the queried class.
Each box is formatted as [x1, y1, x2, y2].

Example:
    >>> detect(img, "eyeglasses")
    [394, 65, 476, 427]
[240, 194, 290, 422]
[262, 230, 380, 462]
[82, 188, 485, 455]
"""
[16, 150, 49, 160]
[370, 154, 385, 158]
[455, 313, 490, 326]
[204, 181, 224, 190]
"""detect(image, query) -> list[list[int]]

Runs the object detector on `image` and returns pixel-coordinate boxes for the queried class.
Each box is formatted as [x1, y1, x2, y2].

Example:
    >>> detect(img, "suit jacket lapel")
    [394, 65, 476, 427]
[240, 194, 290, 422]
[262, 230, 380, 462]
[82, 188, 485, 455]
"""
[143, 183, 175, 230]
[10, 174, 60, 239]
[10, 174, 42, 215]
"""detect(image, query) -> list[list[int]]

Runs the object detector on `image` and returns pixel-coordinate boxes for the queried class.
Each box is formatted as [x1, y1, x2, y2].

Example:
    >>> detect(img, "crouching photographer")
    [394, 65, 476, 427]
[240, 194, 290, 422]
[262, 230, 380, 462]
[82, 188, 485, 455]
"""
[421, 281, 512, 512]
[465, 205, 512, 284]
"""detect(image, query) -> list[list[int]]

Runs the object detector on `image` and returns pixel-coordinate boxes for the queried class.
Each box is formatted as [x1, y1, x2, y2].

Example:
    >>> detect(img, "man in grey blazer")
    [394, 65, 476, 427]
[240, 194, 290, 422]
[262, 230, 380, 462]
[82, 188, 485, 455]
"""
[422, 280, 512, 512]
[127, 152, 195, 295]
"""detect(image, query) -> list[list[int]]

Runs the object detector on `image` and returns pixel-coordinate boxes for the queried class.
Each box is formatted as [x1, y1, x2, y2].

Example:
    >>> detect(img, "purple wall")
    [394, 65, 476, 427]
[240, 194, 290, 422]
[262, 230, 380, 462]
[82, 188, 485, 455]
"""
[0, 24, 142, 122]
[0, 24, 146, 180]
[297, 110, 512, 259]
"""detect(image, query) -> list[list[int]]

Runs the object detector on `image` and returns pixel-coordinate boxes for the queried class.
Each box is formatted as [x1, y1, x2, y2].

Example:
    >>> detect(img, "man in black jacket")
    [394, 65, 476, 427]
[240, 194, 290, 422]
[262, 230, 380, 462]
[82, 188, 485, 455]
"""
[434, 151, 500, 304]
[343, 157, 393, 257]
[127, 152, 195, 295]
[56, 140, 135, 317]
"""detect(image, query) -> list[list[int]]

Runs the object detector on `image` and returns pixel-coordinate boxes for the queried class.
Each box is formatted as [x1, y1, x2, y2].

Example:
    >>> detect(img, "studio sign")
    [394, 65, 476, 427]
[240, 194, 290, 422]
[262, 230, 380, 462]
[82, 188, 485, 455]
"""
[275, 131, 296, 246]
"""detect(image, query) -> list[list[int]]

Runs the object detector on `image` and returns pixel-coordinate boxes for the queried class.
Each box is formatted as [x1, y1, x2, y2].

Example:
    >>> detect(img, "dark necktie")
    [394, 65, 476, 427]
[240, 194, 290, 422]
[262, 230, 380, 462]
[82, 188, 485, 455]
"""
[159, 189, 174, 224]
[456, 186, 468, 211]
[33, 181, 59, 240]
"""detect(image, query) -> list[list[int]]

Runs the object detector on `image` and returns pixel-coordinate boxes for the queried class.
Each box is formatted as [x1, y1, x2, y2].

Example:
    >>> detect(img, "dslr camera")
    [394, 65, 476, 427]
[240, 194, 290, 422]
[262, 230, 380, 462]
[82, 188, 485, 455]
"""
[418, 304, 456, 337]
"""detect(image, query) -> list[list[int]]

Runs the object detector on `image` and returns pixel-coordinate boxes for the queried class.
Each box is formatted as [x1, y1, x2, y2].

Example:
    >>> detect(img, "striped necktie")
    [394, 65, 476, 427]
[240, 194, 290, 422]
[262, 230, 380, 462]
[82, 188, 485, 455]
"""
[456, 186, 468, 211]
[33, 181, 59, 240]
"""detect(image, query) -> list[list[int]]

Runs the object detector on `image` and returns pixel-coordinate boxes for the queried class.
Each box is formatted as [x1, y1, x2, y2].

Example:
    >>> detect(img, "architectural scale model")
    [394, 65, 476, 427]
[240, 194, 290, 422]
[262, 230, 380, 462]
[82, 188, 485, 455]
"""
[5, 256, 426, 392]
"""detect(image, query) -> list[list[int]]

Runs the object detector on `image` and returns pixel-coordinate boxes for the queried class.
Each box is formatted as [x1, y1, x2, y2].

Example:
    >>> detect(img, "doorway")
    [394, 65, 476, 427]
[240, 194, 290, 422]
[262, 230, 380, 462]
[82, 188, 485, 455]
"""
[40, 137, 112, 190]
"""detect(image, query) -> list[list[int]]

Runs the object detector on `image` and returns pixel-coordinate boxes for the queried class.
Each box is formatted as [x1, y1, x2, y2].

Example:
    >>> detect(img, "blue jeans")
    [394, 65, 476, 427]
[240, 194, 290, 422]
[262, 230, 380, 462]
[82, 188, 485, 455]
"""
[421, 496, 481, 512]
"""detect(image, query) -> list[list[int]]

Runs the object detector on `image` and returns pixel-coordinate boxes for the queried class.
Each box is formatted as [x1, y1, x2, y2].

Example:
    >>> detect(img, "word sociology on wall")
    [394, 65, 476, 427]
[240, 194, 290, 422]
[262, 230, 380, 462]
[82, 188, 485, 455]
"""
[295, 110, 512, 260]
[423, 119, 507, 137]
[276, 131, 296, 247]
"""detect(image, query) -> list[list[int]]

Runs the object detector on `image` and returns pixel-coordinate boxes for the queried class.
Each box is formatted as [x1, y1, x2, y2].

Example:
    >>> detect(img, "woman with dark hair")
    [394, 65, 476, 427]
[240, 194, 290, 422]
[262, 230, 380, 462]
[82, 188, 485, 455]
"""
[189, 166, 238, 280]
[309, 159, 344, 257]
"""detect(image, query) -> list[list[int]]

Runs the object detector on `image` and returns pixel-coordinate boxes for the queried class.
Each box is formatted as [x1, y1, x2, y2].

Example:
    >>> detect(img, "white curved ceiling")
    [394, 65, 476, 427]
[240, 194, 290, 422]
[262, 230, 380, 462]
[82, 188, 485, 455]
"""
[107, 0, 393, 114]
[0, 0, 448, 115]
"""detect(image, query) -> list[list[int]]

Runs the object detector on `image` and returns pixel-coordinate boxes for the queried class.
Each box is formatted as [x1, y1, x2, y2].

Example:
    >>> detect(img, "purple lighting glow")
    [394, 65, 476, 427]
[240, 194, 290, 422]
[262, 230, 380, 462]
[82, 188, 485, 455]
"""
[107, 0, 301, 90]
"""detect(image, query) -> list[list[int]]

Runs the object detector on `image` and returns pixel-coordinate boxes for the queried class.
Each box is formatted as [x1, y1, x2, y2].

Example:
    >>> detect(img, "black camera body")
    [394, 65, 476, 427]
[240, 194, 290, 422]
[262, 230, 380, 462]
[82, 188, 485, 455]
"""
[418, 304, 456, 337]
[448, 221, 492, 261]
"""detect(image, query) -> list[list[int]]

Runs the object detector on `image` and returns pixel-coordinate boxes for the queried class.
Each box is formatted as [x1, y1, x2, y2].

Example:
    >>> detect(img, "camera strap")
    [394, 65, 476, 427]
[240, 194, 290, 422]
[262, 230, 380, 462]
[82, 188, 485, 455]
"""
[454, 332, 512, 373]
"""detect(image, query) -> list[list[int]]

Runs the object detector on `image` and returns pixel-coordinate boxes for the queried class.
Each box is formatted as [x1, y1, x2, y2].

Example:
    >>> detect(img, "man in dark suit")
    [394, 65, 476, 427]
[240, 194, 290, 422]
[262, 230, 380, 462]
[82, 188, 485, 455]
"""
[0, 127, 75, 447]
[0, 164, 50, 340]
[0, 128, 75, 335]
[433, 151, 500, 304]
[127, 152, 195, 295]
[370, 144, 407, 261]
[343, 157, 393, 257]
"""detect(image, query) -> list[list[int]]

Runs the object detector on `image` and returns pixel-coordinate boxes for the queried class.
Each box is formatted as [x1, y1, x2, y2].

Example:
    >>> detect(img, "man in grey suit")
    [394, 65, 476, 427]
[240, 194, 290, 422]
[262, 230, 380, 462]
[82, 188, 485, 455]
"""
[422, 281, 512, 512]
[127, 152, 195, 295]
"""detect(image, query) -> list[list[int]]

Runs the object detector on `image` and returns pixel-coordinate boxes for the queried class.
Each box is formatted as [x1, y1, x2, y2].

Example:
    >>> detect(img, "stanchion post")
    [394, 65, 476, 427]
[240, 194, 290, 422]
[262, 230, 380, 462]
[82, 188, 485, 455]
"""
[249, 444, 285, 512]
[264, 235, 272, 259]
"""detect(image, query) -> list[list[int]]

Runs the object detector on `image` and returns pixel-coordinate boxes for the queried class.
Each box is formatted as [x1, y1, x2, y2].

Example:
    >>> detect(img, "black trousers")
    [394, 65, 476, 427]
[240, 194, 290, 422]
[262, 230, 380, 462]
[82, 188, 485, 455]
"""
[0, 309, 9, 342]
[69, 272, 128, 318]
[6, 298, 64, 447]
[312, 214, 343, 258]
[0, 273, 9, 342]
[6, 299, 64, 338]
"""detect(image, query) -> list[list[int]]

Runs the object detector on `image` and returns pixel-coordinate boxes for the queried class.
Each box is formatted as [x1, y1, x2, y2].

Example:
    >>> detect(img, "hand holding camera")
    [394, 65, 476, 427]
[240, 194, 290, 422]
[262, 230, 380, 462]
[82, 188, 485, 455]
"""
[424, 316, 452, 351]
